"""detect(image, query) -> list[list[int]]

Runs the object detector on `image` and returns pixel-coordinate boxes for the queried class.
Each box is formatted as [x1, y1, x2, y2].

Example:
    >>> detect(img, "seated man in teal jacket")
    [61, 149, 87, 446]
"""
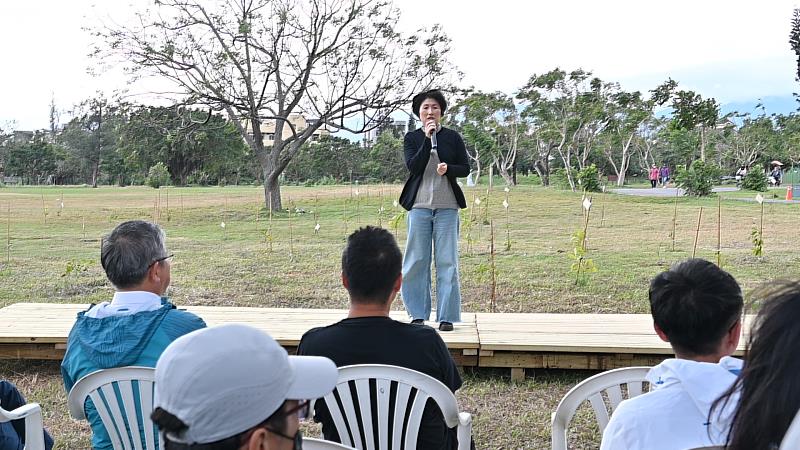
[61, 220, 206, 450]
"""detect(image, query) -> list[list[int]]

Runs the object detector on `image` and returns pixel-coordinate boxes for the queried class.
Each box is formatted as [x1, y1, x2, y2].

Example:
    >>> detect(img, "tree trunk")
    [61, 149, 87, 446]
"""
[91, 162, 100, 188]
[700, 127, 707, 162]
[534, 160, 550, 186]
[263, 155, 282, 211]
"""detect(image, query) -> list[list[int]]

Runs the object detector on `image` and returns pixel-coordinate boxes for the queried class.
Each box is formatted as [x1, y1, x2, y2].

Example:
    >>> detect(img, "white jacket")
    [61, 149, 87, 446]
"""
[600, 356, 742, 450]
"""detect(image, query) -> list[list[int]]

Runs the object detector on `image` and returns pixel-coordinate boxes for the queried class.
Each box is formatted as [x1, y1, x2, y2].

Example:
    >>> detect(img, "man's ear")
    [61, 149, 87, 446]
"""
[342, 272, 349, 290]
[653, 323, 670, 343]
[393, 274, 402, 293]
[244, 427, 269, 450]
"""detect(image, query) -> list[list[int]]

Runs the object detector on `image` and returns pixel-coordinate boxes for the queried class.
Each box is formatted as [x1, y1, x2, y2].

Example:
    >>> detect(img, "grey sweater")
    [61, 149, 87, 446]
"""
[413, 148, 459, 210]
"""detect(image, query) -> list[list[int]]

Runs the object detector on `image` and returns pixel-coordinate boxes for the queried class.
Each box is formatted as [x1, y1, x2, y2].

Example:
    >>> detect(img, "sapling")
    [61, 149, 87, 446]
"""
[503, 190, 511, 251]
[569, 196, 597, 285]
[752, 193, 765, 256]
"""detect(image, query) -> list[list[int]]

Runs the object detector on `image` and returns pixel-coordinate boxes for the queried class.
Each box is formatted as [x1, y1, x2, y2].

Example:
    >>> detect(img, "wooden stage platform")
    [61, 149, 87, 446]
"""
[0, 303, 747, 380]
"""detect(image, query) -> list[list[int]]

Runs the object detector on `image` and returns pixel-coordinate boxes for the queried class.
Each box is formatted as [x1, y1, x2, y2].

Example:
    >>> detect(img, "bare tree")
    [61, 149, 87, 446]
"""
[93, 0, 454, 209]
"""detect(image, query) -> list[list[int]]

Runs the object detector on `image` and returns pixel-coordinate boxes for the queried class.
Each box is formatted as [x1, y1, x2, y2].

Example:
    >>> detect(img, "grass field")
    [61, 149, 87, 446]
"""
[1, 181, 798, 449]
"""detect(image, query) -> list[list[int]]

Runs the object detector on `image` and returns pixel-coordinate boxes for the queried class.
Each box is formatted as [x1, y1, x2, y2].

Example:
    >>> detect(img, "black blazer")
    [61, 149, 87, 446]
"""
[399, 127, 470, 211]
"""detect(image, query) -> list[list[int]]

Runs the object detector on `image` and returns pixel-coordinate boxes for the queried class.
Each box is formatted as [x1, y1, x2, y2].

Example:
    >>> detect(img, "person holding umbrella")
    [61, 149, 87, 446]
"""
[770, 161, 783, 187]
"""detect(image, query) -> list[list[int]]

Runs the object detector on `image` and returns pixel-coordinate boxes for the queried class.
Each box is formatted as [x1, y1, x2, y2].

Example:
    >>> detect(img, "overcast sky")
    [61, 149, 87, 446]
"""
[1, 0, 798, 130]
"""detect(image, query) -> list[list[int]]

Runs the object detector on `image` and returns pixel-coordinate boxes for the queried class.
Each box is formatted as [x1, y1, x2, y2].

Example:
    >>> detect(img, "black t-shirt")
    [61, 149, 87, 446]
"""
[297, 316, 462, 450]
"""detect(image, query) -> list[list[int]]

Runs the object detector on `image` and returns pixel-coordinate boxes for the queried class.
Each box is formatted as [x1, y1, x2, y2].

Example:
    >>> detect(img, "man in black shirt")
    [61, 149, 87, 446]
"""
[297, 226, 463, 450]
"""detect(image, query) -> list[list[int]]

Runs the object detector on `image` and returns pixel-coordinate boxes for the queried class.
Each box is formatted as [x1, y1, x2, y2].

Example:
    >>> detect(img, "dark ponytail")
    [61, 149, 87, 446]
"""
[151, 407, 188, 434]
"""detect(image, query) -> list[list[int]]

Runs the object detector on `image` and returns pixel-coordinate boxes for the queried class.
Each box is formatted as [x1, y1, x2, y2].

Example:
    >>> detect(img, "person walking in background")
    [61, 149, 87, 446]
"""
[398, 89, 470, 332]
[649, 164, 659, 188]
[770, 165, 783, 187]
[659, 164, 670, 187]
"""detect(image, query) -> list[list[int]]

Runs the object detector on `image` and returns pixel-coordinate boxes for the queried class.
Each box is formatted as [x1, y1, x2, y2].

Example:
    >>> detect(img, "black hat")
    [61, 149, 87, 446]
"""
[412, 89, 447, 118]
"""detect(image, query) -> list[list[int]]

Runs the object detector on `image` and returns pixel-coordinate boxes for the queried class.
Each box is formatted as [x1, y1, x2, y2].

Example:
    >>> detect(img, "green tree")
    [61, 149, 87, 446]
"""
[363, 131, 405, 182]
[599, 90, 653, 186]
[59, 97, 122, 187]
[284, 135, 364, 183]
[651, 79, 719, 162]
[117, 106, 250, 185]
[5, 133, 63, 184]
[517, 69, 604, 190]
[93, 0, 455, 210]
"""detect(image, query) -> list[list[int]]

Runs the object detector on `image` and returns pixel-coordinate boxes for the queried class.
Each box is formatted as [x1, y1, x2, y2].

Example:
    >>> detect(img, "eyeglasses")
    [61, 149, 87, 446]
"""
[264, 428, 302, 450]
[148, 254, 173, 268]
[240, 400, 309, 449]
[289, 399, 311, 420]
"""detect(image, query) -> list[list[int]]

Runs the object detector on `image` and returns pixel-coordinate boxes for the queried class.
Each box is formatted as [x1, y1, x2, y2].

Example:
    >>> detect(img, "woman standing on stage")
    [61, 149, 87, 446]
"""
[398, 89, 470, 332]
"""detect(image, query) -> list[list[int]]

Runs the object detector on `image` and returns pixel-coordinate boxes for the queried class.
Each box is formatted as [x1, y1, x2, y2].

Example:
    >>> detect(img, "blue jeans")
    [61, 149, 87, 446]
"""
[401, 208, 462, 323]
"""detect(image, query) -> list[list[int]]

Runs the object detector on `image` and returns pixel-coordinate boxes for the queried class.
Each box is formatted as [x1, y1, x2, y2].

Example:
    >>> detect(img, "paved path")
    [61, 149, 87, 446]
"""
[611, 187, 738, 197]
[612, 186, 800, 204]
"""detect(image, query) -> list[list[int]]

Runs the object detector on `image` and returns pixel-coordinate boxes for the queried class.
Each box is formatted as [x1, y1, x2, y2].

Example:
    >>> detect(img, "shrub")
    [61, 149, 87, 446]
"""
[146, 162, 171, 188]
[742, 169, 767, 192]
[187, 170, 210, 186]
[549, 169, 572, 190]
[576, 164, 602, 192]
[674, 160, 719, 196]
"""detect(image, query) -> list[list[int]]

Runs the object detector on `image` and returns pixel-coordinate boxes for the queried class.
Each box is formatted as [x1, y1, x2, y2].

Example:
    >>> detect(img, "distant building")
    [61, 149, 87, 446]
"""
[363, 115, 413, 146]
[250, 114, 330, 147]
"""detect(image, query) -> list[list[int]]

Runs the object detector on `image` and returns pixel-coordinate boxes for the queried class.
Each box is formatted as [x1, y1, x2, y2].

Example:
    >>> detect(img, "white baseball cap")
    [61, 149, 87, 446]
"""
[153, 323, 337, 445]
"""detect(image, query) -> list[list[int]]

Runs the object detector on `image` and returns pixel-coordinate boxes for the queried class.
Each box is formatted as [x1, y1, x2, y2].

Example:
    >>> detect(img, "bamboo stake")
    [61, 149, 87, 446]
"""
[692, 207, 703, 258]
[268, 196, 273, 253]
[288, 200, 294, 259]
[489, 219, 496, 313]
[671, 189, 679, 252]
[759, 200, 765, 250]
[716, 196, 721, 266]
[6, 203, 10, 265]
[41, 194, 47, 224]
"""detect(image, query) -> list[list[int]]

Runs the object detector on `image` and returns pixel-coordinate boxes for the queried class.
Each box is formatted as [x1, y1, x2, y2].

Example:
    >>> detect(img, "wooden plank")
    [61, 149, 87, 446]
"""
[479, 351, 668, 370]
[0, 343, 64, 360]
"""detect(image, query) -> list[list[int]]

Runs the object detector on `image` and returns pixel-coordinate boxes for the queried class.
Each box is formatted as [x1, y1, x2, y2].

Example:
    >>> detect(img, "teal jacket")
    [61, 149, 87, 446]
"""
[61, 300, 206, 450]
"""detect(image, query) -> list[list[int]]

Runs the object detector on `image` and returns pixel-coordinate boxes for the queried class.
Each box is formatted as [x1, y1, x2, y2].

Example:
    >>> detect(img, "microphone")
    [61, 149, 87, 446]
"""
[428, 120, 438, 149]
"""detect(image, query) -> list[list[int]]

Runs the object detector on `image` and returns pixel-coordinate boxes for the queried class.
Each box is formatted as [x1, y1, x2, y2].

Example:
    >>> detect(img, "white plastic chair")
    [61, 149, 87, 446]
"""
[67, 366, 163, 450]
[303, 437, 358, 449]
[0, 402, 46, 450]
[780, 407, 800, 450]
[551, 366, 651, 450]
[318, 364, 472, 450]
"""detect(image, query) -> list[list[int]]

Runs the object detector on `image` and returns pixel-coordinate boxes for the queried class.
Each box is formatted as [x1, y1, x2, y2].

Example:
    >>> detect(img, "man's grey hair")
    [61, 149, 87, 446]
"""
[101, 220, 167, 289]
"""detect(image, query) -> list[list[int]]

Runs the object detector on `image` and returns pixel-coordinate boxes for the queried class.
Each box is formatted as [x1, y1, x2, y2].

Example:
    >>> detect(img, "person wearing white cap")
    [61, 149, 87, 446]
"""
[151, 324, 338, 450]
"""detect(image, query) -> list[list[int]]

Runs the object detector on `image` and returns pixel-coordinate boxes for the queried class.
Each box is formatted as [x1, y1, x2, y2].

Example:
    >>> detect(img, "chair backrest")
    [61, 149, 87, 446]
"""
[551, 366, 651, 450]
[0, 402, 46, 450]
[780, 407, 800, 450]
[67, 366, 163, 450]
[303, 437, 358, 450]
[319, 364, 472, 450]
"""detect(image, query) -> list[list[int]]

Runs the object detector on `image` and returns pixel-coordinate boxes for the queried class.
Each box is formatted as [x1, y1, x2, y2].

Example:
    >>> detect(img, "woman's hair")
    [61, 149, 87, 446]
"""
[411, 89, 447, 117]
[152, 401, 289, 450]
[710, 280, 800, 449]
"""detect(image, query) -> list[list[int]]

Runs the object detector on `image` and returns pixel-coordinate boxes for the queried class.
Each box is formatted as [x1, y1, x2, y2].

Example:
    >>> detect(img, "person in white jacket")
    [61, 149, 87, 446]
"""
[601, 259, 744, 450]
